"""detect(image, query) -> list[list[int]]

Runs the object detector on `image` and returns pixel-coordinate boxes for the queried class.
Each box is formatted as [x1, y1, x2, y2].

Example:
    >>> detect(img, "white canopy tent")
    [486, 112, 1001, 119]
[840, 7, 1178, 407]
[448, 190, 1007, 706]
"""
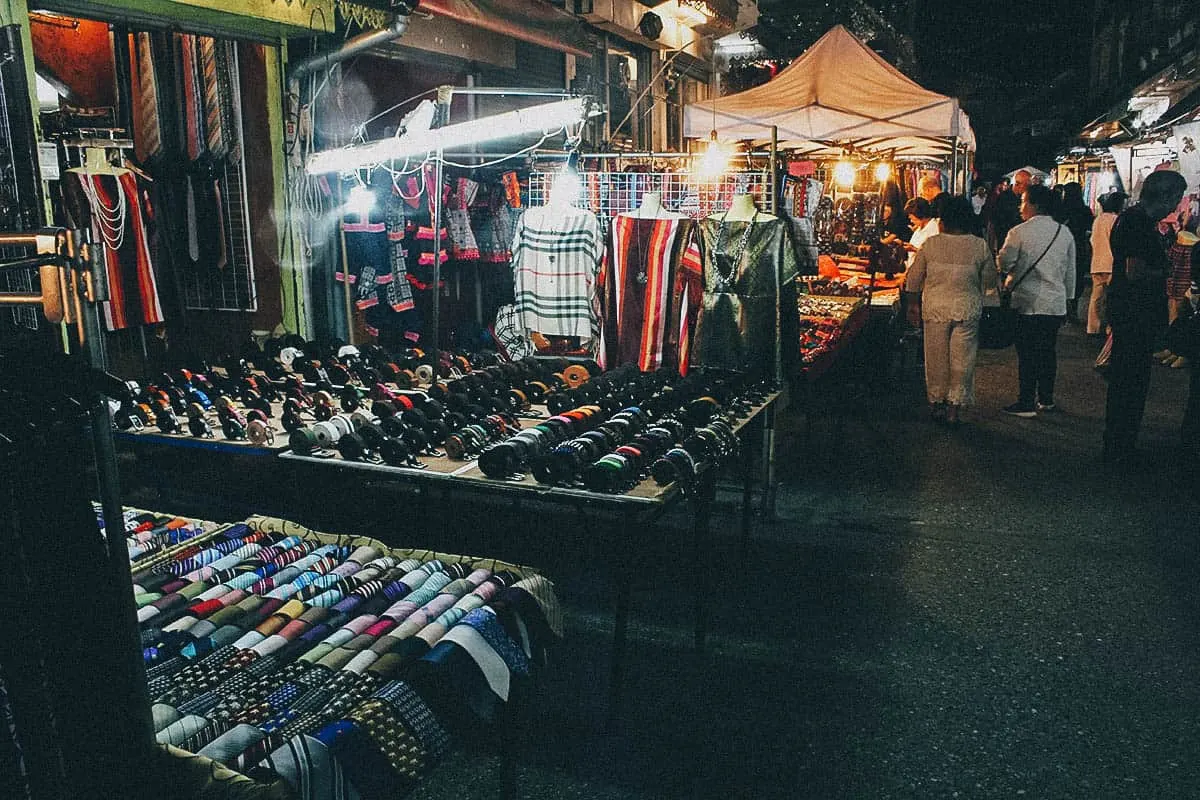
[685, 25, 975, 184]
[1003, 165, 1051, 182]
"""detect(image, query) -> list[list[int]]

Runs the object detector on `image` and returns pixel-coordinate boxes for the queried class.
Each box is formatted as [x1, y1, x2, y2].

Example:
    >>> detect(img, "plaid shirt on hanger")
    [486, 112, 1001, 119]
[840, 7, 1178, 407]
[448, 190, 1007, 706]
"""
[510, 206, 604, 343]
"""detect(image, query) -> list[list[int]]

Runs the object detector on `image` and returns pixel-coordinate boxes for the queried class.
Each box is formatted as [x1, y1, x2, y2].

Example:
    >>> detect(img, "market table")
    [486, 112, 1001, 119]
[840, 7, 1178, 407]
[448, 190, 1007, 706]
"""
[275, 392, 781, 719]
[122, 507, 554, 799]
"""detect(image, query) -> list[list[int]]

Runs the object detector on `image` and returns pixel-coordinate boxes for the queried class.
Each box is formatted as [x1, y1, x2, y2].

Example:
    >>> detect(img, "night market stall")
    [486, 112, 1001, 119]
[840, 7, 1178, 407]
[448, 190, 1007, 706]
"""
[681, 24, 978, 409]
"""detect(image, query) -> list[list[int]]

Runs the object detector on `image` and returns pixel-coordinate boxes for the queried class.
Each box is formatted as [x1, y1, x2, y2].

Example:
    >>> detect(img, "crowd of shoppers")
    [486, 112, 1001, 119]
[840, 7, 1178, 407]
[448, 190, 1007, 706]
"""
[901, 167, 1197, 467]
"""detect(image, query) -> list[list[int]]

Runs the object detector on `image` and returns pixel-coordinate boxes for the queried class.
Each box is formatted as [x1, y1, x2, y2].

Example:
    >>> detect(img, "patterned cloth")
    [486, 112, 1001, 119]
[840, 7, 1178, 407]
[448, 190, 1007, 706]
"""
[445, 178, 480, 261]
[116, 514, 559, 796]
[511, 206, 605, 343]
[600, 215, 700, 374]
[491, 304, 534, 360]
[691, 215, 800, 379]
[1167, 237, 1198, 299]
[72, 172, 165, 331]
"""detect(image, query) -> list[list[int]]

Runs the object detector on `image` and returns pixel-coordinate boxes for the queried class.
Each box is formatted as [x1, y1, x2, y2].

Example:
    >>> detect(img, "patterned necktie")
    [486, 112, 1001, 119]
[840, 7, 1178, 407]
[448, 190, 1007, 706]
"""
[178, 35, 203, 162]
[130, 33, 162, 162]
[197, 37, 225, 158]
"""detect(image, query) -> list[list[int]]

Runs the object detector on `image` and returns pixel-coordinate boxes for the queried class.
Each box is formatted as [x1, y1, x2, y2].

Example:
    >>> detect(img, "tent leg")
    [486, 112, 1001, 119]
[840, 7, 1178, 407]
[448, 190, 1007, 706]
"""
[769, 125, 778, 215]
[949, 135, 959, 194]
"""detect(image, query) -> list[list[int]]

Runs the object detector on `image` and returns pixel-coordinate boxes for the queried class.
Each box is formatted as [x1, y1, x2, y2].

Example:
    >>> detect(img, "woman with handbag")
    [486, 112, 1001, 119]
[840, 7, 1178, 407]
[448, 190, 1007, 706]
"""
[905, 196, 996, 425]
[997, 184, 1077, 417]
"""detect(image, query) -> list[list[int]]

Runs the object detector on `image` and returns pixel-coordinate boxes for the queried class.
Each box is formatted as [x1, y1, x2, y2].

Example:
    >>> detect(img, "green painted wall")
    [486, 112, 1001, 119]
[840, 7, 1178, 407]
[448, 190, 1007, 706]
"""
[38, 0, 334, 38]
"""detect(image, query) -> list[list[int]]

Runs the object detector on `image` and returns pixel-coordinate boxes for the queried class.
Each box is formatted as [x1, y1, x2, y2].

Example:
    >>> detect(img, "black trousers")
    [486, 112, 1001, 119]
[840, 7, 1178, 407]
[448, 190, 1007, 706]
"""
[1014, 314, 1063, 405]
[1104, 317, 1156, 454]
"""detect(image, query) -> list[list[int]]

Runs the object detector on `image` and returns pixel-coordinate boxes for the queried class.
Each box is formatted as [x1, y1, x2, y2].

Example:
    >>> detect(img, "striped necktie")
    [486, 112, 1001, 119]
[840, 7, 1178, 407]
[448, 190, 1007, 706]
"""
[197, 36, 226, 158]
[130, 33, 162, 162]
[179, 35, 203, 162]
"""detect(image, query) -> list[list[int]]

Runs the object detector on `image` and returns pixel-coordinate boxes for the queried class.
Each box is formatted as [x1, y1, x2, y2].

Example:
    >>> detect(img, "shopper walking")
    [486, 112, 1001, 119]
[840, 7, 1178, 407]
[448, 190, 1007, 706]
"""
[1102, 170, 1189, 464]
[991, 170, 1029, 253]
[997, 184, 1076, 417]
[1056, 182, 1094, 324]
[1088, 191, 1127, 335]
[905, 197, 996, 424]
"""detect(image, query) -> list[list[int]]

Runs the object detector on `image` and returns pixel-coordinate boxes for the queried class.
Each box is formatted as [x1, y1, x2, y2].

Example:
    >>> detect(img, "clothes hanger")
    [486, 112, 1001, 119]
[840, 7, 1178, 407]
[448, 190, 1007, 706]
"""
[67, 145, 130, 176]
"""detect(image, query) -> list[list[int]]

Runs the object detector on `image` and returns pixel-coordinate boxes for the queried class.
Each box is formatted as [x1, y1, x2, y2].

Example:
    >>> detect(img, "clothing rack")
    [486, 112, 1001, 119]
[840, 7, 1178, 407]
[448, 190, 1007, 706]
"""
[528, 167, 775, 224]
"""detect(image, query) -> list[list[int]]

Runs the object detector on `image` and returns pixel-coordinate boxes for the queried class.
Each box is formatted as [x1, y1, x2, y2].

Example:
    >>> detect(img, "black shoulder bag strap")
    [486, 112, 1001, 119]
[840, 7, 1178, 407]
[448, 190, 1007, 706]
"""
[1007, 223, 1063, 297]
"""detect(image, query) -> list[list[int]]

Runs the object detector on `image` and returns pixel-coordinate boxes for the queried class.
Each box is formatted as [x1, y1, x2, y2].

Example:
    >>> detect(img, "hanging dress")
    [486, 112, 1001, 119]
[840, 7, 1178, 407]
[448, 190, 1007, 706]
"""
[75, 171, 165, 331]
[599, 215, 700, 374]
[690, 213, 799, 379]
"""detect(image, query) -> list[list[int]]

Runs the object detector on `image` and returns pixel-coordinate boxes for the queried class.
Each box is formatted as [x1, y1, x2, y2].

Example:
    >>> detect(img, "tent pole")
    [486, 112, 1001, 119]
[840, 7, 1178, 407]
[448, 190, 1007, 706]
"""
[949, 135, 959, 193]
[769, 125, 778, 214]
[337, 180, 355, 345]
[430, 148, 444, 380]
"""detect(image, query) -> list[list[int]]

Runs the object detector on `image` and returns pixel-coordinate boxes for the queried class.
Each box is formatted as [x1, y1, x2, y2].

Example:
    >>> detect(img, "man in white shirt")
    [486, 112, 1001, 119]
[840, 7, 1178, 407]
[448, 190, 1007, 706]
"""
[997, 184, 1076, 416]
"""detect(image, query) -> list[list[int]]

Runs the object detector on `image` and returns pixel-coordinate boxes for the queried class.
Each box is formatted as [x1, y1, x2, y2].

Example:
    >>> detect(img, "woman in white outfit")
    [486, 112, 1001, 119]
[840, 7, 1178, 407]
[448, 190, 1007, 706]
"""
[905, 196, 997, 425]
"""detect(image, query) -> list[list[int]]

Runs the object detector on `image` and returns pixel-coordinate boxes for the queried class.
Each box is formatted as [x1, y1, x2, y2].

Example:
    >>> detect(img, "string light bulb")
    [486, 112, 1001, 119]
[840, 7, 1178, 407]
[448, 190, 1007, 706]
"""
[695, 131, 730, 179]
[834, 161, 856, 188]
[874, 162, 892, 182]
[345, 182, 375, 216]
[549, 150, 582, 209]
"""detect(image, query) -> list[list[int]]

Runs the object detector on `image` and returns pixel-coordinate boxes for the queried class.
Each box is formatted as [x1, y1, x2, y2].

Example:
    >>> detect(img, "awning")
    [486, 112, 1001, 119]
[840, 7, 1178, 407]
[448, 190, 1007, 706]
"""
[420, 0, 593, 58]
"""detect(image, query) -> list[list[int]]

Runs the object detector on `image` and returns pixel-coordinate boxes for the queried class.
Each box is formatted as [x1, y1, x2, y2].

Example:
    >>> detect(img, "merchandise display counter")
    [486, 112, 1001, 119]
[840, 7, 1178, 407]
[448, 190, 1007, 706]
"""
[796, 294, 870, 382]
[113, 399, 291, 456]
[127, 507, 556, 800]
[279, 392, 780, 714]
[111, 364, 782, 718]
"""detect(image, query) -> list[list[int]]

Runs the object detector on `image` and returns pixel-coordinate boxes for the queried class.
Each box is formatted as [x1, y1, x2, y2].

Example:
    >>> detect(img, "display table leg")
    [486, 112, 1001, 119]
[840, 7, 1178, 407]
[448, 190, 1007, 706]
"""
[740, 417, 755, 558]
[692, 470, 716, 652]
[607, 512, 635, 729]
[762, 404, 779, 521]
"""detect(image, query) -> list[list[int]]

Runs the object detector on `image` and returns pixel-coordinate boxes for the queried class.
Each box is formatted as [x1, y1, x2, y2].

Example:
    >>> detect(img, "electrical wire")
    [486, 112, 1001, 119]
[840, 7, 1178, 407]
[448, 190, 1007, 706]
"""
[354, 88, 440, 137]
[439, 130, 562, 168]
[603, 33, 707, 149]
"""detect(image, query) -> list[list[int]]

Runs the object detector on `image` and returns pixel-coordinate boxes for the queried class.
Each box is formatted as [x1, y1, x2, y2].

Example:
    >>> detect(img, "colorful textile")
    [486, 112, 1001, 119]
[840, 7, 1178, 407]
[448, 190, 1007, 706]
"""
[1167, 237, 1197, 299]
[510, 206, 604, 343]
[74, 171, 165, 331]
[599, 215, 699, 374]
[111, 511, 559, 798]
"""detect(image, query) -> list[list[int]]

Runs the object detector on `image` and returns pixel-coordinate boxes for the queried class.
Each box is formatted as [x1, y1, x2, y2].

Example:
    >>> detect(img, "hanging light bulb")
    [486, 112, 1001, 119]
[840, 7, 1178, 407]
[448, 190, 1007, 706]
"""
[548, 150, 582, 209]
[874, 162, 892, 182]
[695, 131, 730, 179]
[833, 161, 856, 188]
[345, 181, 375, 216]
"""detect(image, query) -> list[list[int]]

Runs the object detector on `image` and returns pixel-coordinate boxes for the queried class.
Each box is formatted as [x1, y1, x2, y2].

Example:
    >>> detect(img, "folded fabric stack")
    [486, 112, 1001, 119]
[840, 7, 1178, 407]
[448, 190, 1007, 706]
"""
[127, 513, 559, 799]
[105, 506, 218, 565]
